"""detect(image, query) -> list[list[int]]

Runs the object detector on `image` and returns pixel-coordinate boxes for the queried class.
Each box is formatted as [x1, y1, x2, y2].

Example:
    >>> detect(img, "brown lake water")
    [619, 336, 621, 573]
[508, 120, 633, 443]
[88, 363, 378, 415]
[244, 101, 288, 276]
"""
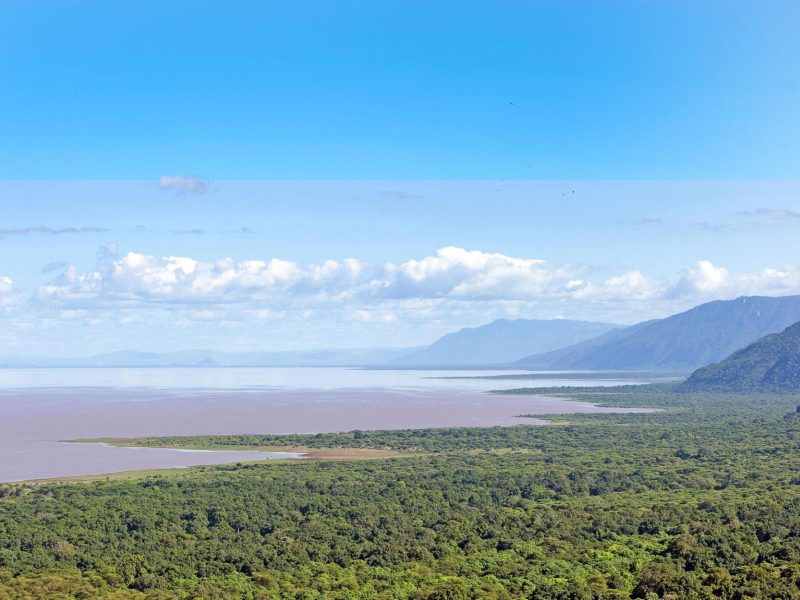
[0, 367, 664, 482]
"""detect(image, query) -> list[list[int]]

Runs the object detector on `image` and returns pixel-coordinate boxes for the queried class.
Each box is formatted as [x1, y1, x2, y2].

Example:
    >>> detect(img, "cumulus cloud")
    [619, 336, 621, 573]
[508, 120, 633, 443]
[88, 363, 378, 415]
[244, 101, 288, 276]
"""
[37, 252, 316, 305]
[386, 247, 582, 301]
[34, 247, 587, 307]
[667, 260, 800, 300]
[20, 247, 800, 331]
[0, 226, 108, 238]
[11, 245, 800, 354]
[0, 276, 12, 294]
[0, 275, 19, 309]
[572, 270, 664, 301]
[158, 175, 209, 196]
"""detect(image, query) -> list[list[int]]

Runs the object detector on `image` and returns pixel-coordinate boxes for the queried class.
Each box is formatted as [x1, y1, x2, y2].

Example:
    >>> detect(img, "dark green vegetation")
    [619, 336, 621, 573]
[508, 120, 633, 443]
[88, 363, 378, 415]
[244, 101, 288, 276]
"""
[679, 321, 800, 393]
[3, 389, 800, 598]
[390, 318, 616, 367]
[515, 295, 800, 371]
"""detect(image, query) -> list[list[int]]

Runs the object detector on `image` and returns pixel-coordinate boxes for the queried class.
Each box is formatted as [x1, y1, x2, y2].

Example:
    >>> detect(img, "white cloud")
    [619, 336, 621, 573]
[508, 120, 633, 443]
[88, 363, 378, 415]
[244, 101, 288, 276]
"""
[668, 260, 800, 300]
[31, 249, 800, 316]
[36, 252, 365, 305]
[8, 248, 800, 355]
[33, 247, 590, 307]
[58, 309, 89, 319]
[352, 309, 397, 323]
[158, 175, 209, 196]
[244, 308, 285, 321]
[572, 270, 664, 301]
[5, 248, 798, 354]
[386, 246, 581, 301]
[0, 276, 12, 294]
[678, 260, 730, 295]
[0, 276, 21, 310]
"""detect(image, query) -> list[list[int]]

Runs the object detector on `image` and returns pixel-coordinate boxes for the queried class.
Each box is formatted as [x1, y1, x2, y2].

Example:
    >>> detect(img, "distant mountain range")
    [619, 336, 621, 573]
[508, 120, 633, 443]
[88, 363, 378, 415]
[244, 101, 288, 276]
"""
[6, 295, 800, 372]
[511, 321, 656, 369]
[678, 321, 800, 392]
[515, 295, 800, 371]
[0, 347, 418, 368]
[389, 319, 617, 367]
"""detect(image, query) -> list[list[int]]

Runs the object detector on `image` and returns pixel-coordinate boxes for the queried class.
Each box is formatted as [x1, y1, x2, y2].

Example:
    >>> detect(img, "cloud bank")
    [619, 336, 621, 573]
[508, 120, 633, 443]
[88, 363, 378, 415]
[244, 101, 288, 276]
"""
[31, 247, 800, 313]
[5, 246, 800, 354]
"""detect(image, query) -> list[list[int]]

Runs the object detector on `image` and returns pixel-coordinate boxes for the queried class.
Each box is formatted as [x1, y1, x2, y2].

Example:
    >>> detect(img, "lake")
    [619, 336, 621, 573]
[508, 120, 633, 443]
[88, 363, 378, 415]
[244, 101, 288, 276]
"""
[0, 367, 668, 482]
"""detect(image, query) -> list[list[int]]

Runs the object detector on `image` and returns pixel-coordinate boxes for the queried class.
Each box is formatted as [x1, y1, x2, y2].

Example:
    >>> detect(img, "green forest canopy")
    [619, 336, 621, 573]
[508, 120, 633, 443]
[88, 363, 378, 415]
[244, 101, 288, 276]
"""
[2, 387, 800, 599]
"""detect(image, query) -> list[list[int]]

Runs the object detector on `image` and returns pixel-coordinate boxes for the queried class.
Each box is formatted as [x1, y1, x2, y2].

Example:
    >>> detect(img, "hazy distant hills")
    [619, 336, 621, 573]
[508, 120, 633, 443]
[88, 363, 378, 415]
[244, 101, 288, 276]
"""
[512, 321, 657, 369]
[0, 347, 418, 368]
[7, 295, 800, 372]
[515, 295, 800, 371]
[389, 319, 617, 367]
[678, 320, 800, 392]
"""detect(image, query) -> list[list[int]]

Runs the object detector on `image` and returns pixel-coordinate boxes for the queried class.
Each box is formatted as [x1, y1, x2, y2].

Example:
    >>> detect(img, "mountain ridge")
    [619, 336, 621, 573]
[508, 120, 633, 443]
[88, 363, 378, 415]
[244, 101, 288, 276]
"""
[390, 318, 618, 367]
[0, 347, 419, 368]
[514, 295, 800, 371]
[678, 320, 800, 392]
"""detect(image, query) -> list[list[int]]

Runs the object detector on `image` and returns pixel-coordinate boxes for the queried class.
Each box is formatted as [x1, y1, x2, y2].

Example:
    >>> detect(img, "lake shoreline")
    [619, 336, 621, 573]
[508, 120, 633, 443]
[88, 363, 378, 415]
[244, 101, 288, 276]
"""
[0, 367, 670, 482]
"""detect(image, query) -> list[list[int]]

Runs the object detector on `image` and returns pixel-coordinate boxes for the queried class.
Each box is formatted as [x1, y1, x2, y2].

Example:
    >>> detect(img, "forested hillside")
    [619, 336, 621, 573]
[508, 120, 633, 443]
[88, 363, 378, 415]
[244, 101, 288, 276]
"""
[679, 321, 800, 392]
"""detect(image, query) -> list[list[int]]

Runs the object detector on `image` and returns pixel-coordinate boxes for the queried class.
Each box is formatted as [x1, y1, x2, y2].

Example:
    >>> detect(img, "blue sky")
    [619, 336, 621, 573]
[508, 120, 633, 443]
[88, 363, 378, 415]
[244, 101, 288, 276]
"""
[1, 3, 799, 355]
[2, 1, 799, 178]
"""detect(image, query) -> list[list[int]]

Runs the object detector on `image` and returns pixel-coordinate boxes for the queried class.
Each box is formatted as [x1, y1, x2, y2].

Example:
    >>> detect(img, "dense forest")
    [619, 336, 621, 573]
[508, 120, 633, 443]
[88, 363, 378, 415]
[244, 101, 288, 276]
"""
[2, 387, 800, 598]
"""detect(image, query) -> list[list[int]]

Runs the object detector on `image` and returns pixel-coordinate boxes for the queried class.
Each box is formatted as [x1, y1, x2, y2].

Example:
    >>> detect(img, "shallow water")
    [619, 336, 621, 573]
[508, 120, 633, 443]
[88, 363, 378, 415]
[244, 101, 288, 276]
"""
[0, 367, 666, 482]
